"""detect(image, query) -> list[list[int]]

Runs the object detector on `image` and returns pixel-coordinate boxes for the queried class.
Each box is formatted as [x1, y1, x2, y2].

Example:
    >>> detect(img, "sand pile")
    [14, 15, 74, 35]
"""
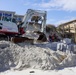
[0, 41, 76, 71]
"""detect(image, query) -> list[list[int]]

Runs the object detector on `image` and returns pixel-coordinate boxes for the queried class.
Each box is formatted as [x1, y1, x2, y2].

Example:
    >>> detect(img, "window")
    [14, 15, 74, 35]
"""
[0, 13, 2, 16]
[0, 16, 1, 20]
[0, 13, 2, 20]
[12, 18, 16, 23]
[0, 23, 2, 29]
[2, 13, 12, 21]
[0, 23, 3, 25]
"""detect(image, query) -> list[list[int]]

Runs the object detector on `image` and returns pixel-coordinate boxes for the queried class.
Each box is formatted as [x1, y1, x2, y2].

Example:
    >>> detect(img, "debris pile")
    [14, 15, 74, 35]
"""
[0, 41, 76, 71]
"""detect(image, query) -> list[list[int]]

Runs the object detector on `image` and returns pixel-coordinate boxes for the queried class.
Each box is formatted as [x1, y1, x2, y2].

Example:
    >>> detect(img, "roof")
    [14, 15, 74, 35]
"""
[14, 14, 24, 17]
[0, 10, 15, 14]
[59, 19, 76, 26]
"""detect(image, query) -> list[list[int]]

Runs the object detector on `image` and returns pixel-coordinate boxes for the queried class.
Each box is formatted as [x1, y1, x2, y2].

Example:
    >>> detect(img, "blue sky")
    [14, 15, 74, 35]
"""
[0, 0, 76, 26]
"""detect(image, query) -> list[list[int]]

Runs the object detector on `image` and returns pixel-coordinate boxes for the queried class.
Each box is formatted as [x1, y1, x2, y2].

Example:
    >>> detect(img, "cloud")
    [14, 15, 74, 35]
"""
[54, 0, 76, 11]
[39, 0, 76, 11]
[24, 2, 31, 6]
[46, 16, 76, 26]
[23, 0, 76, 11]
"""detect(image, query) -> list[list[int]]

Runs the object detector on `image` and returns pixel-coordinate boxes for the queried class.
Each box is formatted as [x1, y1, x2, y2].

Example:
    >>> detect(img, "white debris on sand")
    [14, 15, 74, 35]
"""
[0, 41, 76, 72]
[1, 67, 76, 75]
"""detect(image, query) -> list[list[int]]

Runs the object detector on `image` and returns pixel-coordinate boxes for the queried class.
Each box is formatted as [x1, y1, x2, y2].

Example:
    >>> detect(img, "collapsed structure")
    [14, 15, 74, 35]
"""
[0, 41, 76, 71]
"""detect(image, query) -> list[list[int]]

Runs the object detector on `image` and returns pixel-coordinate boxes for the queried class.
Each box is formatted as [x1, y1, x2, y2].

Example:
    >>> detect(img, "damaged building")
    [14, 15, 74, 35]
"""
[57, 19, 76, 43]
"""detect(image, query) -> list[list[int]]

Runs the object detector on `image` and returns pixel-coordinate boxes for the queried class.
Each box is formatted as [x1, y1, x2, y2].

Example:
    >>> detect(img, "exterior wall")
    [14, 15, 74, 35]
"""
[0, 10, 24, 22]
[59, 22, 76, 33]
[74, 33, 76, 43]
[58, 20, 76, 43]
[0, 10, 15, 21]
[14, 15, 24, 22]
